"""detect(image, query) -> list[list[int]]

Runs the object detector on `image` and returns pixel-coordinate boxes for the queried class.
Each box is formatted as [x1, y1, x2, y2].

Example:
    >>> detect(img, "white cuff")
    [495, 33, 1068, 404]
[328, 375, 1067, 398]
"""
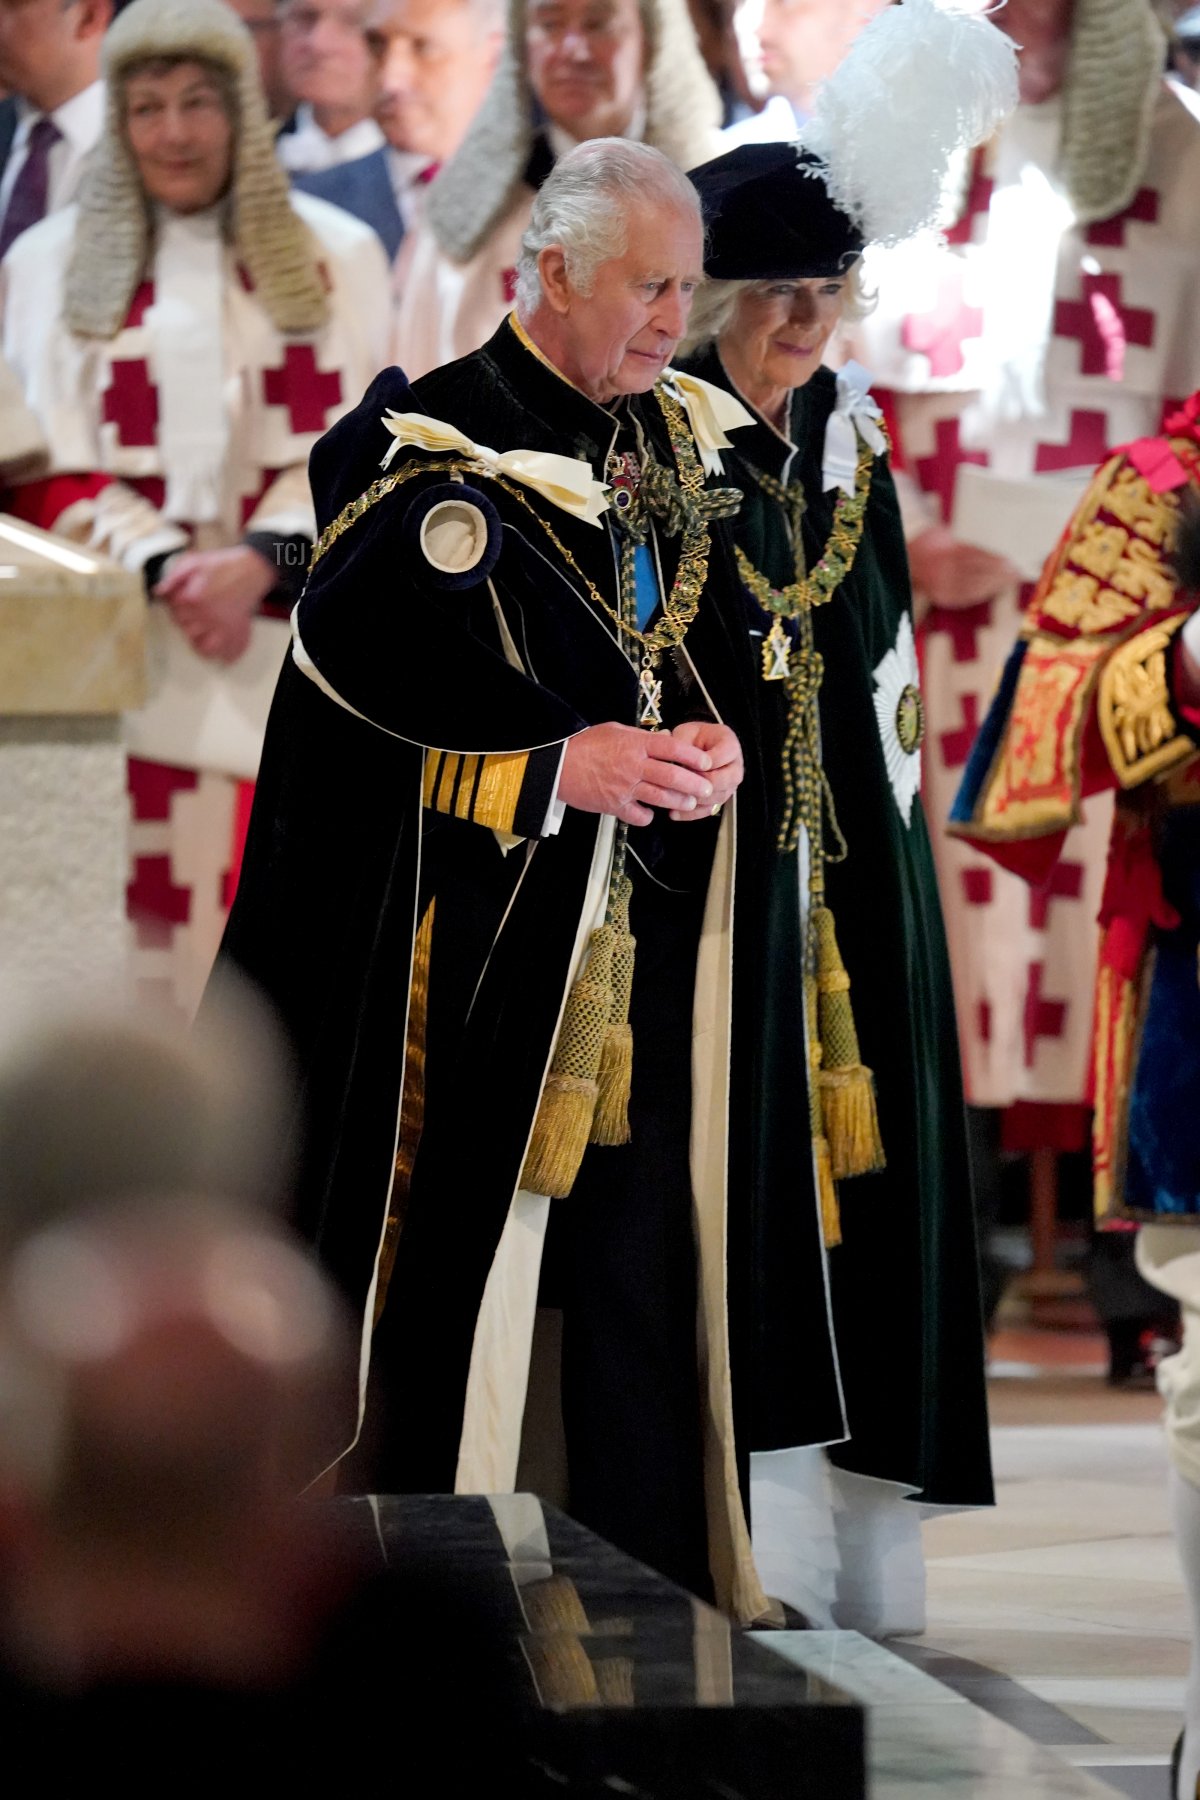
[542, 742, 567, 837]
[1183, 607, 1200, 665]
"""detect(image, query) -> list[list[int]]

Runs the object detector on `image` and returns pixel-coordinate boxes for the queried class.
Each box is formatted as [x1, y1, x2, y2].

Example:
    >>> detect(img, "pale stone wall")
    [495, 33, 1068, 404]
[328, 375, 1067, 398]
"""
[0, 718, 128, 1002]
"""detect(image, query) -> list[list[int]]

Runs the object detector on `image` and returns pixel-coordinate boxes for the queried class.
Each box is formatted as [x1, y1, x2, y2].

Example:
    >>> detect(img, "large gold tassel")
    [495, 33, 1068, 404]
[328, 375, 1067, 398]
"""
[521, 925, 614, 1197]
[811, 904, 885, 1182]
[591, 873, 635, 1146]
[806, 973, 841, 1249]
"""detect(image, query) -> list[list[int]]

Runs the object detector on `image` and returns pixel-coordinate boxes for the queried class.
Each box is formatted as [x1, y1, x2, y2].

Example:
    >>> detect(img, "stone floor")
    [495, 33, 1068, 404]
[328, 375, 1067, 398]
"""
[917, 1326, 1183, 1798]
[761, 1324, 1186, 1798]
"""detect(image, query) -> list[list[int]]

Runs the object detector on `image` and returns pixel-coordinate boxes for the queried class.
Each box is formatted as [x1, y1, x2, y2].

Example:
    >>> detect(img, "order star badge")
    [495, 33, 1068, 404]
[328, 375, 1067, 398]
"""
[872, 613, 924, 826]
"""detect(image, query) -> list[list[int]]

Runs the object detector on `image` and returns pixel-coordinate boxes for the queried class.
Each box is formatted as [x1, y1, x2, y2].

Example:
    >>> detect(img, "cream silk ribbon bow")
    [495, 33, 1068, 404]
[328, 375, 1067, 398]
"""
[380, 410, 609, 526]
[823, 361, 887, 495]
[662, 370, 755, 476]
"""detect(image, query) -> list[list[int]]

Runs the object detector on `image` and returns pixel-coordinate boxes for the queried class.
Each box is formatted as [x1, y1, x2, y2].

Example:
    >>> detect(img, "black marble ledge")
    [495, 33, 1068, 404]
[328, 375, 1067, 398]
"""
[324, 1493, 866, 1799]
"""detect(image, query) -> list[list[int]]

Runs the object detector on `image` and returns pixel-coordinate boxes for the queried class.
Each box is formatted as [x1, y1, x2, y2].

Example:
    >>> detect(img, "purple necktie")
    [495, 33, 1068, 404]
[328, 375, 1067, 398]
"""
[0, 116, 62, 261]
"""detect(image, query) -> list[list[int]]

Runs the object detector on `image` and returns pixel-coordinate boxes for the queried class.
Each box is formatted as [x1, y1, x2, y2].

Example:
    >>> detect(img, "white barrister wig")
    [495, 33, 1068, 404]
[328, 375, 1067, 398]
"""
[799, 0, 1020, 249]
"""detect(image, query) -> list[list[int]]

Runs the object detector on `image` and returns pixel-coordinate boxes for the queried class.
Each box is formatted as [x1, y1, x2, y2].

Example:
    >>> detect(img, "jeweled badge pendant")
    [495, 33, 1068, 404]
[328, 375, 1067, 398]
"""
[762, 617, 792, 681]
[637, 659, 664, 729]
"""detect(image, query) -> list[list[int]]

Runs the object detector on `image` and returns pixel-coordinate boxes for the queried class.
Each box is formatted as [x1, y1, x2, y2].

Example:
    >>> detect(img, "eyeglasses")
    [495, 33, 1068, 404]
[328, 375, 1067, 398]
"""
[282, 4, 370, 34]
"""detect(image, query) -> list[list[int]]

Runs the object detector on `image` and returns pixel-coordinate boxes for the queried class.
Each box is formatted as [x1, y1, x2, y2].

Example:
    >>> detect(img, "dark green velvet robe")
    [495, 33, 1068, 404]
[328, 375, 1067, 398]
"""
[682, 347, 993, 1507]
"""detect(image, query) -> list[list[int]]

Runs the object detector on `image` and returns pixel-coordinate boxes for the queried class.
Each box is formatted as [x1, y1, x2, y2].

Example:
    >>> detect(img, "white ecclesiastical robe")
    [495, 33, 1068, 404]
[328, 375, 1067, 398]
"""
[850, 82, 1200, 1123]
[0, 191, 390, 1018]
[392, 182, 533, 381]
[392, 120, 628, 379]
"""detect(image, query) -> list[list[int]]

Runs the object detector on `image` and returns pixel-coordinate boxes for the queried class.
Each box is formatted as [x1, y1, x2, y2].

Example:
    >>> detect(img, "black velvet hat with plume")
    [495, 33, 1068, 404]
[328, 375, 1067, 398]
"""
[691, 0, 1019, 283]
[690, 144, 865, 281]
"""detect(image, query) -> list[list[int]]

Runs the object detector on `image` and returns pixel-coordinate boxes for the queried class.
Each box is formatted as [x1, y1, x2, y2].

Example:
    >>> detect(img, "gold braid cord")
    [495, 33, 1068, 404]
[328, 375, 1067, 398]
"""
[735, 430, 885, 1230]
[521, 380, 735, 1196]
[308, 382, 739, 682]
[306, 393, 735, 1199]
[737, 432, 876, 855]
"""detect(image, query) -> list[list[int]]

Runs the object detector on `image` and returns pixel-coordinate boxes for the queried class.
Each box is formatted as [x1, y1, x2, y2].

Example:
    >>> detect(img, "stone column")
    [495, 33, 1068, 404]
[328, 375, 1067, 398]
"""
[0, 515, 144, 1003]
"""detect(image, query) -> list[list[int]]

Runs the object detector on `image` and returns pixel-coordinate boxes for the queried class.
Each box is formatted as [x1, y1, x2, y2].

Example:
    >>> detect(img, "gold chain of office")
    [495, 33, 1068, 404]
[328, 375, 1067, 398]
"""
[733, 430, 877, 628]
[736, 428, 879, 855]
[306, 381, 737, 681]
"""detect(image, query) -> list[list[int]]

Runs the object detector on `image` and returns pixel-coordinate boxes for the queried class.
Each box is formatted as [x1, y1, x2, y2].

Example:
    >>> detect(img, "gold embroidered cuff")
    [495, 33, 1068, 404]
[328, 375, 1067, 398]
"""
[422, 744, 562, 837]
[1097, 612, 1196, 788]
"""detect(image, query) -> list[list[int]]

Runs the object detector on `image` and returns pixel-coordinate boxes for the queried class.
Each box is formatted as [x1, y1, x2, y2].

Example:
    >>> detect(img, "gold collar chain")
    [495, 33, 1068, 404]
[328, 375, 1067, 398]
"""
[737, 428, 879, 855]
[307, 384, 739, 730]
[735, 433, 877, 636]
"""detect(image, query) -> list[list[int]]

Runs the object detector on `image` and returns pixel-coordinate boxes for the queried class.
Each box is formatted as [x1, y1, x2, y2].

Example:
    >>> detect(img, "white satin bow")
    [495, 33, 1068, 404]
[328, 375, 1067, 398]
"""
[380, 410, 610, 526]
[822, 361, 887, 495]
[662, 370, 754, 476]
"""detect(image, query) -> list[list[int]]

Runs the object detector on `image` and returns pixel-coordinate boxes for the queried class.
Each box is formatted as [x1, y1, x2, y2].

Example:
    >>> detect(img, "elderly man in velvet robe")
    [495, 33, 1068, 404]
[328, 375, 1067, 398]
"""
[219, 135, 861, 1623]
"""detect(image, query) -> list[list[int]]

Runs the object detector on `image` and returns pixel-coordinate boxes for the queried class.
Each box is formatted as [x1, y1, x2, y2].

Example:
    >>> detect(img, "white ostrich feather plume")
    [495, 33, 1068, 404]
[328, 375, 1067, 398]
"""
[799, 0, 1019, 248]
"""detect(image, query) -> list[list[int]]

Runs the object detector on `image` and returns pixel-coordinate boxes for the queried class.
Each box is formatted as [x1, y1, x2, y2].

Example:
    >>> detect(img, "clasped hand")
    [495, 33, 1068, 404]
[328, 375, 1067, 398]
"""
[155, 544, 278, 664]
[559, 720, 745, 828]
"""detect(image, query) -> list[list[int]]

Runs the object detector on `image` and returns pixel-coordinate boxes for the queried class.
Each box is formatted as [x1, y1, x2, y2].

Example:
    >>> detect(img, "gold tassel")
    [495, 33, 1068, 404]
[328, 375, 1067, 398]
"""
[591, 874, 635, 1146]
[522, 1574, 591, 1634]
[811, 905, 885, 1181]
[806, 973, 841, 1249]
[521, 925, 614, 1197]
[815, 1134, 841, 1249]
[593, 1657, 636, 1708]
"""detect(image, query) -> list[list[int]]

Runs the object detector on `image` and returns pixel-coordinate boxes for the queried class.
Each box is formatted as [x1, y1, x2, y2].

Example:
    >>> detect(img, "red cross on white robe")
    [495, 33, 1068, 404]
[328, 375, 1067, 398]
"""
[961, 866, 994, 907]
[945, 150, 995, 248]
[102, 281, 160, 450]
[1034, 408, 1110, 475]
[126, 760, 200, 951]
[103, 360, 159, 448]
[1028, 861, 1084, 930]
[915, 415, 989, 523]
[939, 693, 982, 771]
[1023, 960, 1068, 1067]
[902, 273, 984, 381]
[1085, 186, 1159, 249]
[1054, 273, 1155, 382]
[262, 345, 343, 436]
[924, 600, 994, 668]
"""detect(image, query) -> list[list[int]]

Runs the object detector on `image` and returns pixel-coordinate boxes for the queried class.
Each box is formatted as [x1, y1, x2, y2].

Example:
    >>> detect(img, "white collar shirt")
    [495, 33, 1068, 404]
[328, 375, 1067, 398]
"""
[0, 79, 105, 225]
[277, 103, 385, 172]
[385, 146, 436, 234]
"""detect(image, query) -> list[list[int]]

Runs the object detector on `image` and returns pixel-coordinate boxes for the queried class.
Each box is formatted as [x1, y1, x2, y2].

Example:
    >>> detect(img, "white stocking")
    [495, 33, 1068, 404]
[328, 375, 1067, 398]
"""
[1171, 1464, 1200, 1800]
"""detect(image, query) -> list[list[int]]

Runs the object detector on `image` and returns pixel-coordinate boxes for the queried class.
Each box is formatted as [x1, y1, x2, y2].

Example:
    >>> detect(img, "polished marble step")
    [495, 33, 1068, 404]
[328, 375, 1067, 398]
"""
[342, 1492, 866, 1798]
[763, 1631, 1138, 1799]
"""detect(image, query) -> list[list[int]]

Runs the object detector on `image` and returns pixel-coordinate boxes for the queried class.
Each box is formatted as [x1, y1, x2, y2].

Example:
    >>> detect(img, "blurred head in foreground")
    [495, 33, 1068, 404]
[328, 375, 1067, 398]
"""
[0, 984, 357, 1694]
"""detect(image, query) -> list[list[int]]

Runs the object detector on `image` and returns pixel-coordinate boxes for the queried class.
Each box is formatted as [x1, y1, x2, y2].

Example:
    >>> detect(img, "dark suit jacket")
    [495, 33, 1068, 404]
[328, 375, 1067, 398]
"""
[291, 148, 404, 264]
[0, 99, 19, 185]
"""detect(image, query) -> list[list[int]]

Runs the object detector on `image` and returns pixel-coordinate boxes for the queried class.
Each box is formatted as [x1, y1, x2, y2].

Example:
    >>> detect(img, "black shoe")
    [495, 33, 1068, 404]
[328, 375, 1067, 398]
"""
[748, 1600, 813, 1630]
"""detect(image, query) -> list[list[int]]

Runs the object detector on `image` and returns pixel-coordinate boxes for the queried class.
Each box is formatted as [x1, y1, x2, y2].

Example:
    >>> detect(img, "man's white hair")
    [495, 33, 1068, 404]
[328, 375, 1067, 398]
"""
[515, 137, 700, 317]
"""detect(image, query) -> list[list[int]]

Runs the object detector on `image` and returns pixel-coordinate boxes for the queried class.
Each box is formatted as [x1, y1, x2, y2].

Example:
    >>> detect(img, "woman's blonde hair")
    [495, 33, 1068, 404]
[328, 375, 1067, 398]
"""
[681, 261, 874, 358]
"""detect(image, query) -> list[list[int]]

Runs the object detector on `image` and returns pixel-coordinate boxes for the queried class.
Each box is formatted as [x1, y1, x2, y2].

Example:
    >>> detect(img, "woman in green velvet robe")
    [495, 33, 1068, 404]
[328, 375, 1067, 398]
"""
[680, 142, 993, 1629]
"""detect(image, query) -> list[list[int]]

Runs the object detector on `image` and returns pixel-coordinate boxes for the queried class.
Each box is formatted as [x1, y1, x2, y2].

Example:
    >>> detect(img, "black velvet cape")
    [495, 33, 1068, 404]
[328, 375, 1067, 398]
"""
[218, 321, 847, 1522]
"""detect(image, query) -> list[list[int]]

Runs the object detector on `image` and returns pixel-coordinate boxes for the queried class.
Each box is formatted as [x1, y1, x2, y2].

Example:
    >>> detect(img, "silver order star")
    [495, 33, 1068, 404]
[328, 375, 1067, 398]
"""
[872, 612, 924, 826]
